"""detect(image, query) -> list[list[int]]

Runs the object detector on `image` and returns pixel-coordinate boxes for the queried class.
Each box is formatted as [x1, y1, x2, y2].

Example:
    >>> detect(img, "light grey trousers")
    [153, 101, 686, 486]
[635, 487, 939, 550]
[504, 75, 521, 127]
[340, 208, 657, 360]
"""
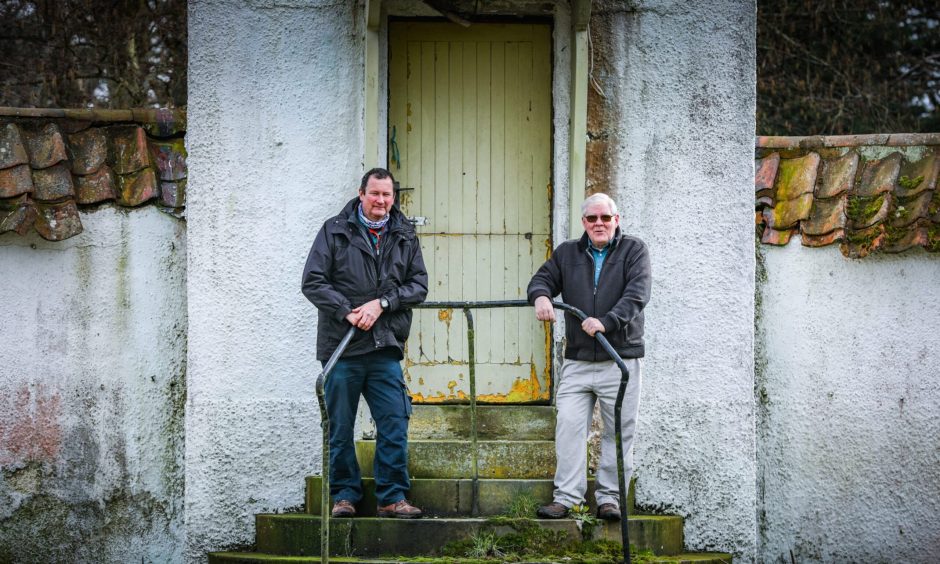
[552, 357, 642, 508]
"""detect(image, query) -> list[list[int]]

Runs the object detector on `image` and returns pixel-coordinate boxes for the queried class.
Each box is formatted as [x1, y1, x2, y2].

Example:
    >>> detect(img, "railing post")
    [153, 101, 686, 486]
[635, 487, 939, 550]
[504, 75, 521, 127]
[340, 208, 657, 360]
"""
[463, 307, 480, 516]
[315, 325, 357, 564]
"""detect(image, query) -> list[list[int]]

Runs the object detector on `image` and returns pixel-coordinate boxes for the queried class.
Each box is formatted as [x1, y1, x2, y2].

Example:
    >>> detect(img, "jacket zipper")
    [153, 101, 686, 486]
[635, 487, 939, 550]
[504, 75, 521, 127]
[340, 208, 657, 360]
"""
[586, 248, 599, 361]
[373, 224, 401, 349]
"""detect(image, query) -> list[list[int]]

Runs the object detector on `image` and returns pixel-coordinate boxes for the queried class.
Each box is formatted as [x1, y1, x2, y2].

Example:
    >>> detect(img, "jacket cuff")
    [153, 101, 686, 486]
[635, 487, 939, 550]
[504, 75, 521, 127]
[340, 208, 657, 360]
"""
[528, 291, 551, 305]
[600, 314, 618, 333]
[335, 304, 352, 322]
[385, 294, 399, 312]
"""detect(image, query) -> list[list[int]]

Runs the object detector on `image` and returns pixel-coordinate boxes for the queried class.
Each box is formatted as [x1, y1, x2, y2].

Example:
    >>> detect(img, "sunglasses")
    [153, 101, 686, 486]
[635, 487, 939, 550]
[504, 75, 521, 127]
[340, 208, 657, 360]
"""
[583, 214, 614, 223]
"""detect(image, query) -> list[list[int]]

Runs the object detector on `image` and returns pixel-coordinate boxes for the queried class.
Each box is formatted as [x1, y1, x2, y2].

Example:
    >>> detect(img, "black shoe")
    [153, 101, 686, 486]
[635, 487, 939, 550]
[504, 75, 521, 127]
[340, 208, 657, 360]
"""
[536, 502, 570, 519]
[597, 502, 621, 521]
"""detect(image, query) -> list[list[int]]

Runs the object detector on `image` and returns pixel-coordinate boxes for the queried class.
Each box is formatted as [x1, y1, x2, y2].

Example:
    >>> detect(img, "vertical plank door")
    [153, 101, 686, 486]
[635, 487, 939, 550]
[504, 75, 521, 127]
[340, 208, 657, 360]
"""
[388, 22, 553, 403]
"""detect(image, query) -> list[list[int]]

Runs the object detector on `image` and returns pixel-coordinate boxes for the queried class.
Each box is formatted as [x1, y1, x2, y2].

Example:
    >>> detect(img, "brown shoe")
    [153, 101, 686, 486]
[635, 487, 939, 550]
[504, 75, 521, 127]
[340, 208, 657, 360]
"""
[331, 499, 355, 518]
[377, 499, 423, 519]
[536, 502, 569, 519]
[597, 502, 621, 521]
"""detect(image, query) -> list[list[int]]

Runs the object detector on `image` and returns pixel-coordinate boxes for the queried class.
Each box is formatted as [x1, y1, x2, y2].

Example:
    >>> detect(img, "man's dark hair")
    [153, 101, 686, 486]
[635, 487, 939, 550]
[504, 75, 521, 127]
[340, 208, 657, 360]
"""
[359, 167, 396, 192]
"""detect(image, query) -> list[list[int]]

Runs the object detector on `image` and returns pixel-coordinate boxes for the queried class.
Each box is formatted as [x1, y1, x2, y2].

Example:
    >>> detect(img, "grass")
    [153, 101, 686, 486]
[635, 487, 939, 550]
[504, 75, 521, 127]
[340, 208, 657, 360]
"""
[505, 493, 539, 519]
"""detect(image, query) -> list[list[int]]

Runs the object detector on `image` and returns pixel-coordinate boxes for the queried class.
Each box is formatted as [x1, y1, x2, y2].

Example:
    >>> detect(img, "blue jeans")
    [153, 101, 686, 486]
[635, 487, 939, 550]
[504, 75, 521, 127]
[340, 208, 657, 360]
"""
[324, 348, 412, 506]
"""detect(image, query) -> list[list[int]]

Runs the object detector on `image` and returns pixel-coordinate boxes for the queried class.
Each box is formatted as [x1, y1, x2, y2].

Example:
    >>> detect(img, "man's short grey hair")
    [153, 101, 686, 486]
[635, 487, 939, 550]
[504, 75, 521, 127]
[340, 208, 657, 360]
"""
[581, 193, 619, 216]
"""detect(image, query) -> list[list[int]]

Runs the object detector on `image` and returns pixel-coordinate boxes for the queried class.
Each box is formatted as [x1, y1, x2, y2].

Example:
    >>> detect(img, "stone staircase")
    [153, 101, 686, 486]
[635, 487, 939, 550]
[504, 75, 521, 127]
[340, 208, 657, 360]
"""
[208, 405, 732, 563]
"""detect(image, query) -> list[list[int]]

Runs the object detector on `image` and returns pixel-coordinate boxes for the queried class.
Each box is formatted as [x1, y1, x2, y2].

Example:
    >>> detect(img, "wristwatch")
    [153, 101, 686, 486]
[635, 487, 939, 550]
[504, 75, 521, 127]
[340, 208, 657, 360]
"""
[380, 297, 390, 310]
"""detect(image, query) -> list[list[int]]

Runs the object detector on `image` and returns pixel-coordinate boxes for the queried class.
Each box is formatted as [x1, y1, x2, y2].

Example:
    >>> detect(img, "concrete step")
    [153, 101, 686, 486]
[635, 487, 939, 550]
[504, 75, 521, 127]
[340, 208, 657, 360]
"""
[209, 551, 735, 563]
[305, 476, 637, 517]
[252, 514, 686, 558]
[355, 440, 555, 479]
[407, 405, 555, 440]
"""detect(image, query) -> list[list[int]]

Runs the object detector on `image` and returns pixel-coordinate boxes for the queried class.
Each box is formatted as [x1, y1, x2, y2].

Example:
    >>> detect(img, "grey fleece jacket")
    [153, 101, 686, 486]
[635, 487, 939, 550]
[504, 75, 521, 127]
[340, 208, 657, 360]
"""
[527, 228, 651, 361]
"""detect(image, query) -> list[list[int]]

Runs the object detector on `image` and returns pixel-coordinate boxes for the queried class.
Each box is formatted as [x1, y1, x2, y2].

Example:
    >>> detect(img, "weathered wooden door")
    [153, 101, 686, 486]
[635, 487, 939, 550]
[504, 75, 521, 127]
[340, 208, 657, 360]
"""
[388, 22, 552, 404]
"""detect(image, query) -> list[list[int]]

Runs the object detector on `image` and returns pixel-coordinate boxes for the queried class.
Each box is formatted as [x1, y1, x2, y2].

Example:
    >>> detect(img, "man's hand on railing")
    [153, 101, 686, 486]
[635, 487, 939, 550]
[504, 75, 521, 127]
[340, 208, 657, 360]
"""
[534, 296, 556, 322]
[581, 317, 605, 337]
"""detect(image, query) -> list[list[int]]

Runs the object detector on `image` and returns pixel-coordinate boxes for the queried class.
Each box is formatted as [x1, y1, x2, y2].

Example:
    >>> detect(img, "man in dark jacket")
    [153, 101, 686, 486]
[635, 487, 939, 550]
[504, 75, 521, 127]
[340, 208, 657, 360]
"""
[527, 193, 651, 521]
[302, 168, 428, 519]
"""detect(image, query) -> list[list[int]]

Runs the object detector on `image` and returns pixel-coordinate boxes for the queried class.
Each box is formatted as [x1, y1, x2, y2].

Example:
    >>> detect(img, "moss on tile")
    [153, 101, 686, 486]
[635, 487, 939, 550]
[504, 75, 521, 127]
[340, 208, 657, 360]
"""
[846, 194, 885, 225]
[898, 175, 925, 191]
[927, 224, 940, 252]
[883, 223, 908, 246]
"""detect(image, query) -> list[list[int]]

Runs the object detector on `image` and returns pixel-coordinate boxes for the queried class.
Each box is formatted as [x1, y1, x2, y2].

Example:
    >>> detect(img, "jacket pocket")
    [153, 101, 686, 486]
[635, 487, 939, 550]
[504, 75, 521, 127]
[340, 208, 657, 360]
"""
[388, 310, 412, 343]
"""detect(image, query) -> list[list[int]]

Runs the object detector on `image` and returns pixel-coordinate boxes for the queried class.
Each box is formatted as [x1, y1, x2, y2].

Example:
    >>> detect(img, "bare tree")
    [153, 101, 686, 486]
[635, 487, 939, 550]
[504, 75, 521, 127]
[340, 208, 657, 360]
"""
[758, 0, 939, 134]
[0, 0, 187, 108]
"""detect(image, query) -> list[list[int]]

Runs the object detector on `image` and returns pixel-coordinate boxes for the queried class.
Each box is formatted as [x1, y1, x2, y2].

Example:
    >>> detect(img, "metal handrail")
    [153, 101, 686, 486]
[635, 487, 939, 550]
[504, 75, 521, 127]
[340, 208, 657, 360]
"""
[314, 299, 632, 564]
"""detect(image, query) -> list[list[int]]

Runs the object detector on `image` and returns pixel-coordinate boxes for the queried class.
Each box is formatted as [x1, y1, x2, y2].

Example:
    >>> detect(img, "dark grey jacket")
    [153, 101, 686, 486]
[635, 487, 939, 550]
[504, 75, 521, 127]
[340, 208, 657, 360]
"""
[302, 198, 428, 361]
[527, 229, 651, 361]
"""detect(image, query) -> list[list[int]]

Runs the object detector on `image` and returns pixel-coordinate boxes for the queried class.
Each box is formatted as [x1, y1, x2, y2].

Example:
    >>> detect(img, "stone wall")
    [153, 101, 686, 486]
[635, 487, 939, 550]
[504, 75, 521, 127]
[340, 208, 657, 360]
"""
[0, 207, 186, 562]
[756, 223, 940, 563]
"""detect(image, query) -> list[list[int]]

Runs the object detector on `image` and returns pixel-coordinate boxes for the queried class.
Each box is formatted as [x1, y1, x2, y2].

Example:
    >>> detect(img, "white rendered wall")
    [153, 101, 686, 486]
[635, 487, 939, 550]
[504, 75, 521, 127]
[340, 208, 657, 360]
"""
[0, 208, 186, 562]
[597, 0, 758, 558]
[757, 242, 940, 563]
[186, 0, 364, 560]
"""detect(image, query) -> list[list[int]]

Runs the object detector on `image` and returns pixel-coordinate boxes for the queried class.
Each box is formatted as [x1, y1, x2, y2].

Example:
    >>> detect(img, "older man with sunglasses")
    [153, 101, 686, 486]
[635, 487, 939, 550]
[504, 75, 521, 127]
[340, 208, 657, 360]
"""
[527, 192, 651, 521]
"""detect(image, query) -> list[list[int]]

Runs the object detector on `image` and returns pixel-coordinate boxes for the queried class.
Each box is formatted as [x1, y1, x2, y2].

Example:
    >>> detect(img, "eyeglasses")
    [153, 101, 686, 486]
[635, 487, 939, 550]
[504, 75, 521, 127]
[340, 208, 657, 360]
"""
[583, 214, 614, 224]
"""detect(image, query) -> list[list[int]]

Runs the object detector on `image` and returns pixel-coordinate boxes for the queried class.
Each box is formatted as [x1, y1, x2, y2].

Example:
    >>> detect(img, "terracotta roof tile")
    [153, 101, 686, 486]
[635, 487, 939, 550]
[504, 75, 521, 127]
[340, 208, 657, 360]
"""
[0, 194, 35, 236]
[883, 220, 930, 253]
[761, 226, 794, 245]
[856, 152, 901, 197]
[815, 151, 858, 199]
[67, 127, 108, 175]
[75, 165, 116, 204]
[33, 200, 82, 241]
[802, 195, 846, 235]
[159, 179, 186, 209]
[756, 135, 939, 257]
[116, 168, 157, 207]
[150, 138, 187, 181]
[889, 189, 933, 229]
[109, 125, 151, 175]
[24, 123, 69, 169]
[846, 192, 891, 230]
[755, 152, 779, 201]
[0, 111, 186, 241]
[31, 162, 74, 201]
[763, 192, 814, 230]
[895, 148, 938, 198]
[0, 164, 33, 198]
[0, 123, 29, 169]
[802, 229, 844, 247]
[773, 152, 819, 200]
[841, 224, 886, 258]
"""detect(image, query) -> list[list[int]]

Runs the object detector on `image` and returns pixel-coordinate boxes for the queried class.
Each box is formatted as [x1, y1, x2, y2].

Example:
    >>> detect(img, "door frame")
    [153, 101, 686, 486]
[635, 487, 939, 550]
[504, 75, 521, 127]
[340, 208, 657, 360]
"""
[363, 0, 592, 397]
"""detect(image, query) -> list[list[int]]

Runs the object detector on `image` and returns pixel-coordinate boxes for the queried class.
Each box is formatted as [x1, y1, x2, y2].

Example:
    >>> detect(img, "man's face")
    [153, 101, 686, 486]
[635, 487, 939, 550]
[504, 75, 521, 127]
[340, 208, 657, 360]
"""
[359, 176, 395, 222]
[581, 201, 619, 247]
